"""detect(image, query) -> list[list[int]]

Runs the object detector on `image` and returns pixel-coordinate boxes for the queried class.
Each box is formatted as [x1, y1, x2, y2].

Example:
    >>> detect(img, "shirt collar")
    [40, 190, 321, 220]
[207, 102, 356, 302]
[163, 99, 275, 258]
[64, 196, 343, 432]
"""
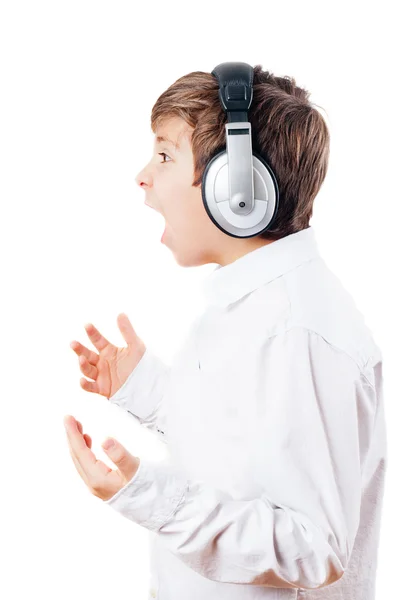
[201, 226, 320, 308]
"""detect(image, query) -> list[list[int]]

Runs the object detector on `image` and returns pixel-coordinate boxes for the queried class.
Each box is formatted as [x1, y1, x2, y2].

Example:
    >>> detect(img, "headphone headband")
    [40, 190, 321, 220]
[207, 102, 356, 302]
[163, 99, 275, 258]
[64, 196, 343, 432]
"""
[211, 62, 254, 123]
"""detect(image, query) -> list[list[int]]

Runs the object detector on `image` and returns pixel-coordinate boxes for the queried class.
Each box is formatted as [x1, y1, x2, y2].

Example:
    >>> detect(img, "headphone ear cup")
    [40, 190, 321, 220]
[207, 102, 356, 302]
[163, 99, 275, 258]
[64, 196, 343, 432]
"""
[201, 149, 227, 229]
[201, 149, 279, 239]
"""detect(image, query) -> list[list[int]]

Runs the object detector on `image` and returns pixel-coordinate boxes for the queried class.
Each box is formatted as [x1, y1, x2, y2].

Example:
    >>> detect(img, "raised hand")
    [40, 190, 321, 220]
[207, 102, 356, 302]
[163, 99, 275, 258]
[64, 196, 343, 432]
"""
[63, 414, 140, 501]
[70, 313, 146, 399]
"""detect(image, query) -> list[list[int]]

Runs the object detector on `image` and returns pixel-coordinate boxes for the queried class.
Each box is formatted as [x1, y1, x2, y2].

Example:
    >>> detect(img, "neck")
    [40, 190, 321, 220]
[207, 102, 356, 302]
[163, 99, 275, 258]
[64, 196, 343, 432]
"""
[215, 237, 275, 267]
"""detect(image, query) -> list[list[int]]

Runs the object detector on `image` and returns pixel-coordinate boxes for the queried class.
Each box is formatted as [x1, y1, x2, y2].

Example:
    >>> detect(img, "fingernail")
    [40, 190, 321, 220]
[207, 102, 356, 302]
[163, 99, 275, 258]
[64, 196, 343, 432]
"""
[103, 438, 115, 450]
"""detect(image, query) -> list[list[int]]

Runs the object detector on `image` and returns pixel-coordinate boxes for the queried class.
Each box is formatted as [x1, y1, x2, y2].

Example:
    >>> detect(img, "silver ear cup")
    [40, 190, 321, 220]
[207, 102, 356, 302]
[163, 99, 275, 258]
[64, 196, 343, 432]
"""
[201, 150, 279, 238]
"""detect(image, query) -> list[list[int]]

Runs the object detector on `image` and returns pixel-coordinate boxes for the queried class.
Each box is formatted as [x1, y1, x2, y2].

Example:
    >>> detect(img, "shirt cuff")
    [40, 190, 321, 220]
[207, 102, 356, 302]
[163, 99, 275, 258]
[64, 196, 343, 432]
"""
[107, 347, 170, 421]
[104, 458, 188, 531]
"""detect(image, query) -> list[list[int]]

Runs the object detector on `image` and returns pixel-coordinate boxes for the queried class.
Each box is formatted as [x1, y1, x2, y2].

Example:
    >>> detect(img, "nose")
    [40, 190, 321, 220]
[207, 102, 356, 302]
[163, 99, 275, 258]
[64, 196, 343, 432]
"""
[136, 165, 158, 212]
[135, 166, 152, 189]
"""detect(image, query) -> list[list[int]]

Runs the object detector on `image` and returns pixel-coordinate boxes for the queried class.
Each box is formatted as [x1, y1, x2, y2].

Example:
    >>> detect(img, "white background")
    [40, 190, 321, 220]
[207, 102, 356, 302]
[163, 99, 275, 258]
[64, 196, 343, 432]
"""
[0, 1, 396, 598]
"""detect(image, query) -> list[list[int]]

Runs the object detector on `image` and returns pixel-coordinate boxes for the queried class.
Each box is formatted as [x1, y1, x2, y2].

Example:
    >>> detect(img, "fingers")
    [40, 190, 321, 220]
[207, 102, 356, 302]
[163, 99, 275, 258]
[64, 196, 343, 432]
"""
[78, 355, 98, 380]
[83, 322, 112, 353]
[80, 377, 100, 394]
[76, 420, 92, 448]
[117, 313, 141, 347]
[70, 340, 99, 365]
[64, 418, 91, 486]
[67, 441, 90, 485]
[64, 416, 113, 500]
[71, 341, 100, 394]
[64, 415, 96, 473]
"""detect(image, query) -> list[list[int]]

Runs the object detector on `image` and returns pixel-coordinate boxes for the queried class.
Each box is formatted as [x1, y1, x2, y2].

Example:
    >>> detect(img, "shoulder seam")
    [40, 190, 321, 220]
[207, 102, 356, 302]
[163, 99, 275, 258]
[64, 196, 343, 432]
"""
[264, 325, 376, 391]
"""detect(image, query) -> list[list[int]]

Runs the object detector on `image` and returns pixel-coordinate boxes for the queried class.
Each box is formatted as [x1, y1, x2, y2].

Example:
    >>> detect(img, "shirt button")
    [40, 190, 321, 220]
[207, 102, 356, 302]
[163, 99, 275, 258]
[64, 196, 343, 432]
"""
[150, 588, 157, 598]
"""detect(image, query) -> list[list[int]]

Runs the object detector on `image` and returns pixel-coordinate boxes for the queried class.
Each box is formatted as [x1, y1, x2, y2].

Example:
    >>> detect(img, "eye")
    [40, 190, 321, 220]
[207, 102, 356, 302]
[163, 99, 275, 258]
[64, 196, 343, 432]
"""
[158, 152, 171, 164]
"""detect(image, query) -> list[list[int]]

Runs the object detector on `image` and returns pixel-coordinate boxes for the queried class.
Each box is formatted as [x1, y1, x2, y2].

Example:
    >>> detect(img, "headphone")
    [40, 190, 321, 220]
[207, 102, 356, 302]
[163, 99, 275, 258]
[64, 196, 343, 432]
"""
[201, 62, 280, 239]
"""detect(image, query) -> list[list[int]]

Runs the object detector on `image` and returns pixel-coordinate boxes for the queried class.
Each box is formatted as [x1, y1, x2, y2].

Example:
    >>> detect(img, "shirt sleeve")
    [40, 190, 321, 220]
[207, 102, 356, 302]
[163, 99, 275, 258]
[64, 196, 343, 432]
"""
[104, 327, 376, 590]
[107, 346, 170, 445]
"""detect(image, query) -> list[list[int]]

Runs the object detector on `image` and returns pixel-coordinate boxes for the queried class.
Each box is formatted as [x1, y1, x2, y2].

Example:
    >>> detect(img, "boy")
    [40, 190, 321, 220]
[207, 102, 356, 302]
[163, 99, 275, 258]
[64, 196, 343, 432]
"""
[67, 63, 387, 599]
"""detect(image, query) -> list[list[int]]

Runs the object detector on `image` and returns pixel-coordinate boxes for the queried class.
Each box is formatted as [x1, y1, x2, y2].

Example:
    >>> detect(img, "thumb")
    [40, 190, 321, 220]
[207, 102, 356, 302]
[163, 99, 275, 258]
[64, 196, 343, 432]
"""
[101, 437, 140, 480]
[117, 312, 141, 347]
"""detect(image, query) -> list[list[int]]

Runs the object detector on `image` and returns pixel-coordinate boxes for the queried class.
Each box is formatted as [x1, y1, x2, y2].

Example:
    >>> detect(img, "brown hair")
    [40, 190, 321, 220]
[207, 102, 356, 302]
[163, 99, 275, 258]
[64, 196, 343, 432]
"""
[150, 64, 330, 240]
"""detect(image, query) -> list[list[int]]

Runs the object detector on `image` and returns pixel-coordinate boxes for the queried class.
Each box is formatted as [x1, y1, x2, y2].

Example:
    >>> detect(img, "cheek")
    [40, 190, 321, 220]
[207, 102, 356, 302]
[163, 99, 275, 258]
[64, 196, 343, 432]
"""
[166, 190, 200, 228]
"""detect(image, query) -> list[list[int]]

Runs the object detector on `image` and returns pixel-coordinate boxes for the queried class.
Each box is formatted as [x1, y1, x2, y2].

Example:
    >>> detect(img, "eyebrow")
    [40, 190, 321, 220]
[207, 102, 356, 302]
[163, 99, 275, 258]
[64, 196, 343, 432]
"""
[156, 135, 180, 150]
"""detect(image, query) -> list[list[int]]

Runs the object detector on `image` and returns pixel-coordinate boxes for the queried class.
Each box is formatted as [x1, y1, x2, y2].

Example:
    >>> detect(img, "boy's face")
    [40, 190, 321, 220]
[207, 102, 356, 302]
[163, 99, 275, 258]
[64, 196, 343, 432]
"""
[135, 116, 272, 267]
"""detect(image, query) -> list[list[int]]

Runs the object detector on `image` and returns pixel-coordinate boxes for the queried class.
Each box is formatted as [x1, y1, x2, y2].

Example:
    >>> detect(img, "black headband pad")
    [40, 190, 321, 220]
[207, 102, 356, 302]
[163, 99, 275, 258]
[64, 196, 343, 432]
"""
[211, 62, 254, 113]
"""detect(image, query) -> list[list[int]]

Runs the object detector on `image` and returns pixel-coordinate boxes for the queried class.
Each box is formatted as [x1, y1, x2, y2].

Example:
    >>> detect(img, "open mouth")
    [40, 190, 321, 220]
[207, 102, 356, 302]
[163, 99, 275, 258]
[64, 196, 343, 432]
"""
[144, 202, 168, 241]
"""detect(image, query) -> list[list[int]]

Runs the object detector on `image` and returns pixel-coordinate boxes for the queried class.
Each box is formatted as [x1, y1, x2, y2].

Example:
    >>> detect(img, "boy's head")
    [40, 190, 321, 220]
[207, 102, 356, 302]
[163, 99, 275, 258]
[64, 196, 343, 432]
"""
[135, 64, 330, 268]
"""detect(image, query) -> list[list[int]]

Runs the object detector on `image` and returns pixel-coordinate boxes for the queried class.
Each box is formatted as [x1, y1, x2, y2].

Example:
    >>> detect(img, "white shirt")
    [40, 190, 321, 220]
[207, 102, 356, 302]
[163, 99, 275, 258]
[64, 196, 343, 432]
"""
[105, 226, 387, 600]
